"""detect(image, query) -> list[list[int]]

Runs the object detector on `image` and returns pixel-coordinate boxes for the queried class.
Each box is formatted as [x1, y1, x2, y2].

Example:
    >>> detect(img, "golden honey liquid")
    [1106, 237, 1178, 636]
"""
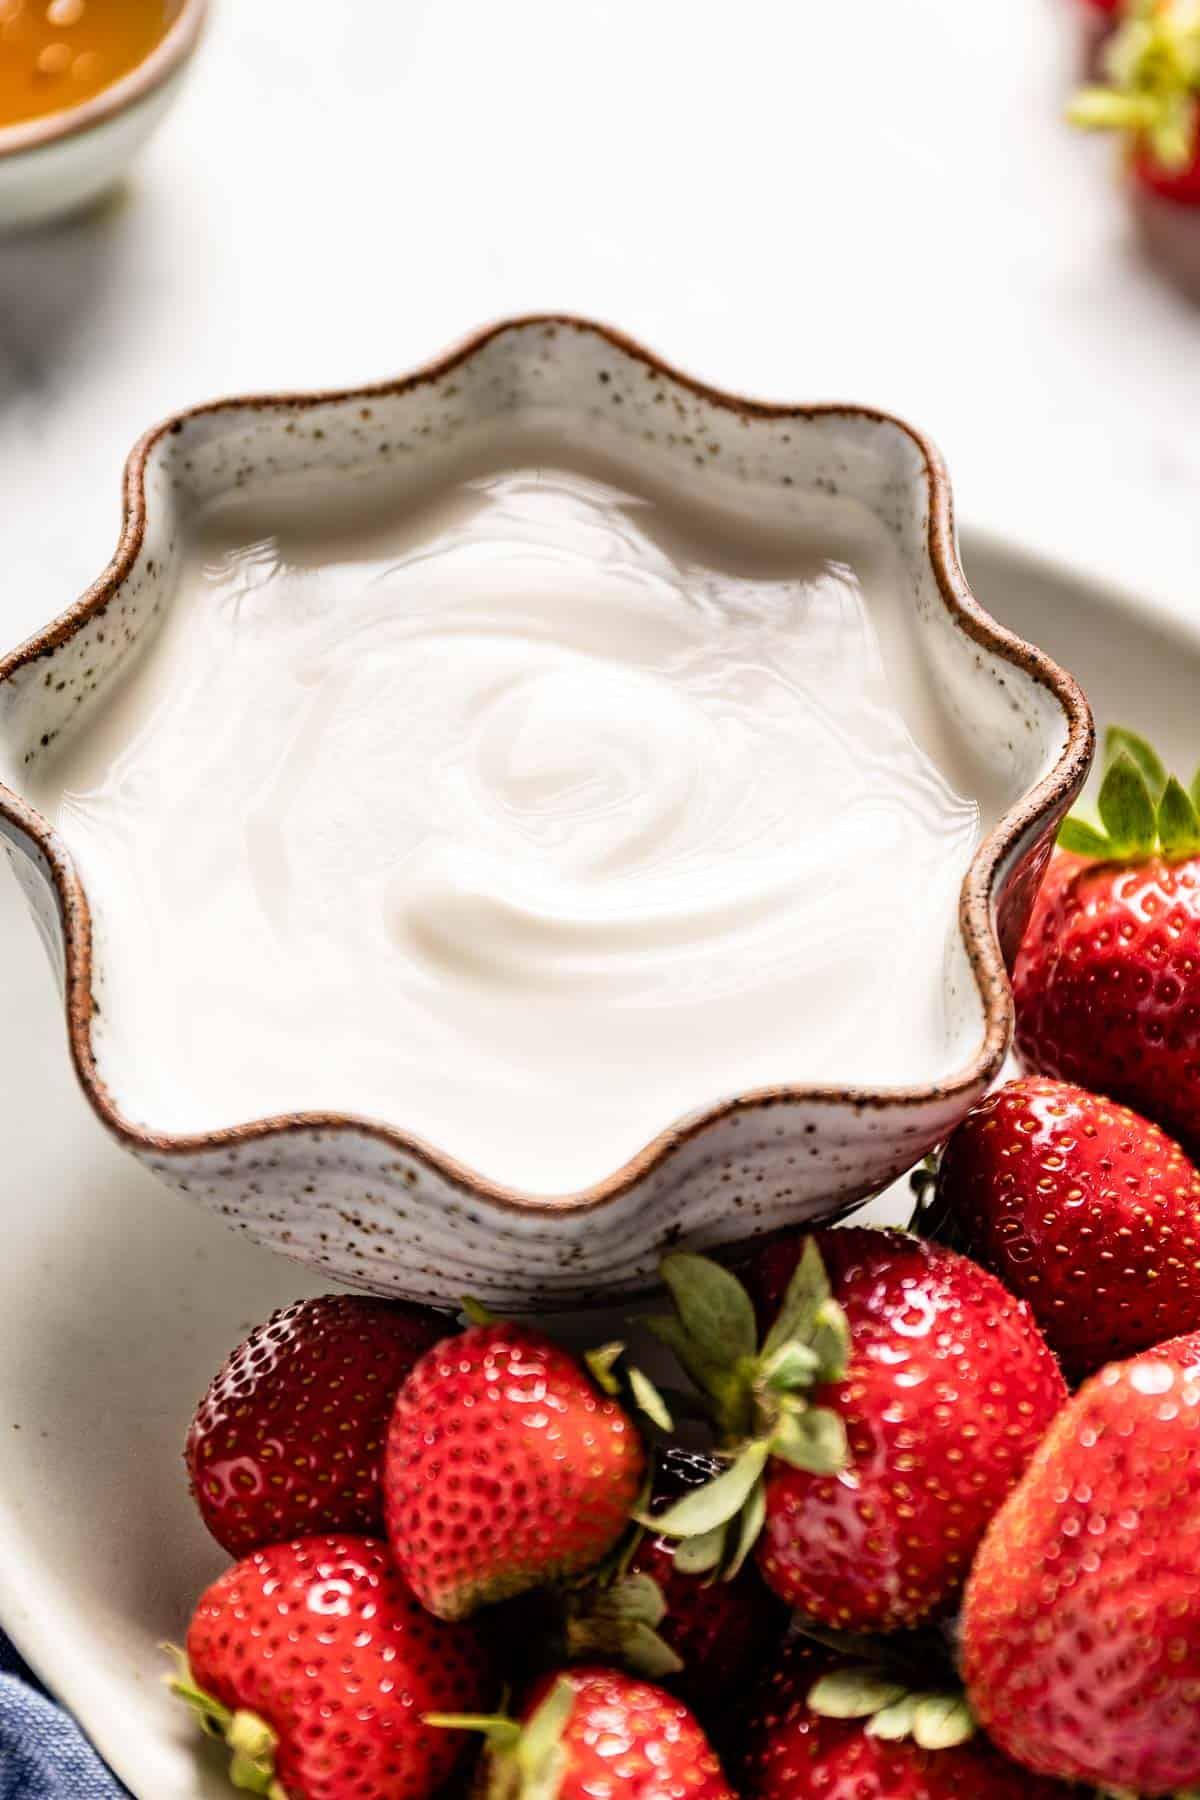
[0, 0, 169, 129]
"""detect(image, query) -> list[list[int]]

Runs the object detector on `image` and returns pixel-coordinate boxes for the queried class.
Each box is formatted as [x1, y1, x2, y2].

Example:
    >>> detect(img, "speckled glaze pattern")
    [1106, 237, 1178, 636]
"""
[0, 317, 1093, 1307]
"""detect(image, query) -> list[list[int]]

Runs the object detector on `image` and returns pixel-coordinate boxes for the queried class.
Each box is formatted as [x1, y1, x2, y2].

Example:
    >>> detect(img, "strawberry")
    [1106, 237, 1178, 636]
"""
[174, 1534, 494, 1800]
[644, 1231, 1065, 1632]
[741, 1647, 1070, 1800]
[962, 1329, 1200, 1792]
[937, 1076, 1200, 1381]
[565, 1448, 788, 1710]
[1132, 135, 1200, 298]
[1071, 3, 1200, 220]
[383, 1322, 646, 1620]
[185, 1294, 445, 1556]
[739, 1635, 836, 1766]
[430, 1664, 733, 1800]
[1134, 123, 1200, 201]
[1070, 0, 1200, 291]
[1014, 728, 1200, 1154]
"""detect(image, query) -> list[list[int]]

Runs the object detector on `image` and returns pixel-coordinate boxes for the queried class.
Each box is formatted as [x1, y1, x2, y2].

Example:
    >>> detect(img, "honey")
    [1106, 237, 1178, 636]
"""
[0, 0, 169, 129]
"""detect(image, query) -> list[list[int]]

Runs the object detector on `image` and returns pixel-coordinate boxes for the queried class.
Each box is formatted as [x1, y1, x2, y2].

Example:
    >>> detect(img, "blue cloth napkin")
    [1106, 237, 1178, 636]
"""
[0, 1634, 126, 1799]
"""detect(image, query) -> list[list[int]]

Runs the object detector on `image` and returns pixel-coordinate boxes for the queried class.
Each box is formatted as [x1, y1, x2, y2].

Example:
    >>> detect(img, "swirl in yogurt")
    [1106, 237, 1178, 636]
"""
[29, 465, 981, 1194]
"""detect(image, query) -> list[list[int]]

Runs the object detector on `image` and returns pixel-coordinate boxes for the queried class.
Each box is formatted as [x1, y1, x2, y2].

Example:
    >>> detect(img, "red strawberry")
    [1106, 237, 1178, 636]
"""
[938, 1075, 1200, 1381]
[741, 1647, 1069, 1800]
[185, 1294, 444, 1556]
[432, 1664, 733, 1800]
[1016, 854, 1200, 1143]
[383, 1322, 646, 1620]
[566, 1448, 788, 1710]
[1070, 12, 1200, 292]
[962, 1330, 1200, 1792]
[1134, 129, 1200, 203]
[175, 1534, 493, 1800]
[645, 1231, 1065, 1632]
[1071, 7, 1200, 191]
[1013, 731, 1200, 1153]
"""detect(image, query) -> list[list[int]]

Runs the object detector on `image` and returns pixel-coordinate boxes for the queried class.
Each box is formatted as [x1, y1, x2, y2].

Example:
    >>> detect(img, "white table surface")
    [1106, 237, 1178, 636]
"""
[0, 0, 1197, 669]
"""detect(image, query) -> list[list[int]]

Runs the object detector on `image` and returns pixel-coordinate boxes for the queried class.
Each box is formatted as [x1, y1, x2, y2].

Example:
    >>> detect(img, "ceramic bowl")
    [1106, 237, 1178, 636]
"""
[0, 316, 1093, 1307]
[0, 0, 206, 233]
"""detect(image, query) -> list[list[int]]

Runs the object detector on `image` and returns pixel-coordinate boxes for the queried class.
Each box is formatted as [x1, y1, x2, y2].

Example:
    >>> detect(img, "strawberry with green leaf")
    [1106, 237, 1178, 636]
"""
[741, 1645, 1072, 1800]
[1054, 725, 1200, 861]
[1070, 0, 1200, 205]
[184, 1294, 444, 1557]
[1014, 726, 1200, 1158]
[427, 1665, 734, 1800]
[563, 1448, 788, 1710]
[174, 1534, 494, 1800]
[642, 1230, 1065, 1631]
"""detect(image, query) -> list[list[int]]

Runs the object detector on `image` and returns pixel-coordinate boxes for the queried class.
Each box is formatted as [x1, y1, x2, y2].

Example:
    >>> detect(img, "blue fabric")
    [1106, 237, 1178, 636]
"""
[0, 1634, 126, 1798]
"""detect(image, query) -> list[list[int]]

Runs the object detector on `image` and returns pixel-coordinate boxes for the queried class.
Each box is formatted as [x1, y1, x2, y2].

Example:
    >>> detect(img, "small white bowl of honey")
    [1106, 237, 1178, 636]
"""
[0, 0, 206, 231]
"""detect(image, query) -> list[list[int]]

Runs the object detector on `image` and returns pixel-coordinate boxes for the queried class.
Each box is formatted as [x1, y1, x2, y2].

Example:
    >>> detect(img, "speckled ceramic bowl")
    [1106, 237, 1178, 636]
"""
[0, 0, 206, 232]
[0, 317, 1092, 1307]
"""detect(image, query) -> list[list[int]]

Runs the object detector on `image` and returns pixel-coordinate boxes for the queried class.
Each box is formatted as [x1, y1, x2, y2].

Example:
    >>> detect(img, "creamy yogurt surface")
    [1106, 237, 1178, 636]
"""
[29, 460, 981, 1193]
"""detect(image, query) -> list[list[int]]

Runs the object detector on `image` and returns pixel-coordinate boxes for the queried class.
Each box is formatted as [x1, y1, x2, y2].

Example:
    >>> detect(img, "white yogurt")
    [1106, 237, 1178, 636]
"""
[29, 462, 981, 1193]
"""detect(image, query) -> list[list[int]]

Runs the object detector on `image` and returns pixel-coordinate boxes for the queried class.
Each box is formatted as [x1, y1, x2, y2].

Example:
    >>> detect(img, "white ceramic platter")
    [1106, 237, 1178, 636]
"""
[0, 530, 1187, 1797]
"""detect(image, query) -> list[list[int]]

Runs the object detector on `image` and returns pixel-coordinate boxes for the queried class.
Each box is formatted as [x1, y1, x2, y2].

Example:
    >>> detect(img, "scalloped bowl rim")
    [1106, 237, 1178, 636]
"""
[0, 315, 1095, 1216]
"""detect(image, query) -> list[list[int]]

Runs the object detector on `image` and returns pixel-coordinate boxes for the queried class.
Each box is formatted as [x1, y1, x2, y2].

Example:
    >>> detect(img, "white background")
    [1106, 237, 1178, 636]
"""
[1, 0, 1198, 659]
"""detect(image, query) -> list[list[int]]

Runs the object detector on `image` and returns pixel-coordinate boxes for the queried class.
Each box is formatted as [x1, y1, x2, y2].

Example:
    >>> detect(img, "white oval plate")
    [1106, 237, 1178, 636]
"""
[0, 529, 1184, 1797]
